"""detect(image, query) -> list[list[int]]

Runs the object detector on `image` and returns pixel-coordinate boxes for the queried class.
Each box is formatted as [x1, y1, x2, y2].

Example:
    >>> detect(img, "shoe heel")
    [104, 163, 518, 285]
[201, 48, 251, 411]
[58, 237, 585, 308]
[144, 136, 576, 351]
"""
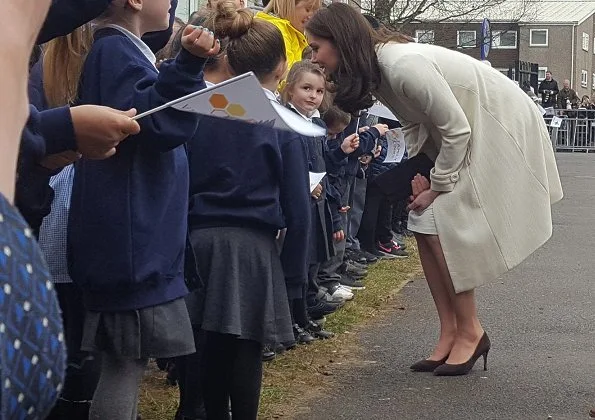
[483, 350, 489, 371]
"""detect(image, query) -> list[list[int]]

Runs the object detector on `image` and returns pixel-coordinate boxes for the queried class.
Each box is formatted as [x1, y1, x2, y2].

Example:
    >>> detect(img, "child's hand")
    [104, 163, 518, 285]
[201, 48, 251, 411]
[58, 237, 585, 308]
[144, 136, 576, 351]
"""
[359, 155, 372, 165]
[181, 25, 220, 58]
[373, 123, 389, 136]
[340, 133, 360, 154]
[333, 230, 345, 242]
[373, 145, 382, 158]
[311, 183, 323, 199]
[70, 106, 141, 159]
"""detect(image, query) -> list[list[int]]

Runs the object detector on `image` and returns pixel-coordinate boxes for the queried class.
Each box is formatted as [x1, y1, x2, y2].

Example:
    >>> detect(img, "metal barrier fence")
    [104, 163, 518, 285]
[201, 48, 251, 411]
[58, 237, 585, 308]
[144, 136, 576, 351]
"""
[543, 109, 595, 153]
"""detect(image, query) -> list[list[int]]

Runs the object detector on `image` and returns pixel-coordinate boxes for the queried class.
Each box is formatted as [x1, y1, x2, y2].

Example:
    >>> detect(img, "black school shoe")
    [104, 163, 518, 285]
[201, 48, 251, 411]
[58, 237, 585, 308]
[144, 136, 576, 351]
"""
[305, 320, 334, 339]
[344, 248, 367, 264]
[294, 324, 316, 344]
[262, 346, 276, 362]
[307, 299, 342, 319]
[338, 274, 366, 290]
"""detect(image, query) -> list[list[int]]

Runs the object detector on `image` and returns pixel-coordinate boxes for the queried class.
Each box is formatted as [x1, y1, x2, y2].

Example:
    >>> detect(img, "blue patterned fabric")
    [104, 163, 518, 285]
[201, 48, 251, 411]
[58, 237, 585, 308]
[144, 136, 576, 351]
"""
[0, 193, 65, 419]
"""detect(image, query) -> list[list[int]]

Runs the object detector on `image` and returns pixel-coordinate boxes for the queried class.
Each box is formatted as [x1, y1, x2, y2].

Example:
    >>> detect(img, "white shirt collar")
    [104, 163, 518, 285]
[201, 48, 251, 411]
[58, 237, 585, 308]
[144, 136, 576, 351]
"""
[262, 88, 281, 103]
[205, 81, 215, 88]
[100, 24, 157, 68]
[288, 103, 320, 121]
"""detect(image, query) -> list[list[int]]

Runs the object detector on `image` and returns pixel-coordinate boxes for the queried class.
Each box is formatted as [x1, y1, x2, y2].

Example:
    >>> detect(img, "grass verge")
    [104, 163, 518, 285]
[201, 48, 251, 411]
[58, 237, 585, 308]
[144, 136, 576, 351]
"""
[138, 239, 422, 420]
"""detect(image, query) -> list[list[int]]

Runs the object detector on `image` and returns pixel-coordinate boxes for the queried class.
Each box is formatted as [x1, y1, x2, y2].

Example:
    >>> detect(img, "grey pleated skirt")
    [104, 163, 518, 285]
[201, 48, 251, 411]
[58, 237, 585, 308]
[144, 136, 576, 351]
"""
[185, 226, 294, 346]
[81, 297, 195, 359]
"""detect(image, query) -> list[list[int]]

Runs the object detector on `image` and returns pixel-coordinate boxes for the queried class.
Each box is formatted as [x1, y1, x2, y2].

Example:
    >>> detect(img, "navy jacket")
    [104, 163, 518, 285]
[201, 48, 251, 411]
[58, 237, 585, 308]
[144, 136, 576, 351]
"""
[327, 116, 381, 206]
[188, 116, 311, 297]
[68, 28, 206, 311]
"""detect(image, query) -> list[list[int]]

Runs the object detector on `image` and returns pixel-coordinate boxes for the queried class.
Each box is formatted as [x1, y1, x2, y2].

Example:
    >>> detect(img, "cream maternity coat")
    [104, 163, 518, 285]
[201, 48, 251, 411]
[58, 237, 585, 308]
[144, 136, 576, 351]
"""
[374, 42, 563, 293]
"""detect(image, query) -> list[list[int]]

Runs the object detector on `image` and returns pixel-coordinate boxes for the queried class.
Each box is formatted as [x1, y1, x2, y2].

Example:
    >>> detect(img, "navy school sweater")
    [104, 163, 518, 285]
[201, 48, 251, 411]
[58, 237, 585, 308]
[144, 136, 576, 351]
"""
[286, 107, 345, 232]
[187, 116, 311, 298]
[20, 3, 179, 232]
[68, 28, 206, 311]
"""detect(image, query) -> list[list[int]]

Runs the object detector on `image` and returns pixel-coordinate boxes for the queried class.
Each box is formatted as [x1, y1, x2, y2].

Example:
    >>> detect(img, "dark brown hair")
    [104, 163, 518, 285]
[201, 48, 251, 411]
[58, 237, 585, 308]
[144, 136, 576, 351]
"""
[206, 1, 286, 80]
[306, 3, 410, 114]
[322, 105, 351, 128]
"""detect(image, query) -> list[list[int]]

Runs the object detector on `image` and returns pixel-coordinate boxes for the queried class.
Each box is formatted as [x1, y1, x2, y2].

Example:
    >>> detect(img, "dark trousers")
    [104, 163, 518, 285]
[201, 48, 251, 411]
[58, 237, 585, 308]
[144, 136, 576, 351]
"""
[358, 154, 434, 251]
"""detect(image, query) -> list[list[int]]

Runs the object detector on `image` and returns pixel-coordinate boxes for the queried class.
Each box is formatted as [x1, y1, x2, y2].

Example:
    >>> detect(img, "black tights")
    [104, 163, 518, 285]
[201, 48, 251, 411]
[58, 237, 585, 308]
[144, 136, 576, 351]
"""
[201, 332, 263, 420]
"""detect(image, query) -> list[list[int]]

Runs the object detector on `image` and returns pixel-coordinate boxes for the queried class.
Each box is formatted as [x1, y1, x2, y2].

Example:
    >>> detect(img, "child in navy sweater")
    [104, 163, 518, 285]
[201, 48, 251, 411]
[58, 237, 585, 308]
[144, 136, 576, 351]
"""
[180, 2, 310, 418]
[282, 60, 360, 339]
[66, 1, 220, 418]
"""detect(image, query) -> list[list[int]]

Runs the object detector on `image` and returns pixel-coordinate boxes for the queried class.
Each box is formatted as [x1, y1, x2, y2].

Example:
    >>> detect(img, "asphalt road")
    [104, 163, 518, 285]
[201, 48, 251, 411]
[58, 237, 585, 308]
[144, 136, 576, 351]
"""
[298, 153, 595, 420]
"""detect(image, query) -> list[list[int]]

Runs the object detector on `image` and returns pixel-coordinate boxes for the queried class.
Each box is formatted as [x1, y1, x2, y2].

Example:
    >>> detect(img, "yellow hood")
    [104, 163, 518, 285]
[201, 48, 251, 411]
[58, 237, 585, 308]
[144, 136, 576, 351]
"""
[255, 12, 308, 72]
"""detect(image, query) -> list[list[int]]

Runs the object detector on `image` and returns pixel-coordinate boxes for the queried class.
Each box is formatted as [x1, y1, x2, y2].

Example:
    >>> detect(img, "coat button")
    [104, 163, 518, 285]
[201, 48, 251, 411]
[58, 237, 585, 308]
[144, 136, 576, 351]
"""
[450, 173, 459, 182]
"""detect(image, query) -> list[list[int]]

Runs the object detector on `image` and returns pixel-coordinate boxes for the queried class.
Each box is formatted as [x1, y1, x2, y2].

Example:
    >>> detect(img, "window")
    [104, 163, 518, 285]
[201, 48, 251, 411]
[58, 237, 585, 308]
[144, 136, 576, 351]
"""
[491, 30, 517, 49]
[457, 31, 477, 48]
[583, 32, 589, 51]
[581, 70, 588, 88]
[495, 68, 515, 80]
[529, 29, 548, 46]
[415, 30, 435, 44]
[538, 66, 548, 81]
[592, 73, 595, 90]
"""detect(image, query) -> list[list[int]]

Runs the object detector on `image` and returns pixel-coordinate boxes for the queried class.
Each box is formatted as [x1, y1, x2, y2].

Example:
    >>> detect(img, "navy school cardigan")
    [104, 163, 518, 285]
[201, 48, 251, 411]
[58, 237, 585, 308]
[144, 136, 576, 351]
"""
[187, 116, 311, 298]
[68, 28, 206, 311]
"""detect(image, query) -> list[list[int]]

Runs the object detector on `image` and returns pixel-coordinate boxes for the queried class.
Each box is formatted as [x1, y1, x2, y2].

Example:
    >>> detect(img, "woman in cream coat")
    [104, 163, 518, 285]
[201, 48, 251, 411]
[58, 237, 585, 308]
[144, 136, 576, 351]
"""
[306, 4, 563, 376]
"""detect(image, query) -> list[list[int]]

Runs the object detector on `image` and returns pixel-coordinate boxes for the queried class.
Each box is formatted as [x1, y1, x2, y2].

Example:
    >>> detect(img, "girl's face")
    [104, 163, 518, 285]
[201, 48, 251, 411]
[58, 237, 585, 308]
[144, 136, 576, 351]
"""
[306, 33, 339, 75]
[290, 0, 318, 33]
[288, 72, 325, 116]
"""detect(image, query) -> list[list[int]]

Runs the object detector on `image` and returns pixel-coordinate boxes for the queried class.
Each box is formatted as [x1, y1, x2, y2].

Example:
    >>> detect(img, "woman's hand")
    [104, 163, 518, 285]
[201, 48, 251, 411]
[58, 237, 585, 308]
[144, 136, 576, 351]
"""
[181, 25, 221, 58]
[410, 173, 430, 201]
[408, 189, 440, 213]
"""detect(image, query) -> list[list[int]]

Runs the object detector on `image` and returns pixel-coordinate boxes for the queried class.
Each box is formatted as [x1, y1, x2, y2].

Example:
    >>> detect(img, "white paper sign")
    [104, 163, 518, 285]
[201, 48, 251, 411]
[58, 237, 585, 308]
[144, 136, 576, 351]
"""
[383, 128, 406, 163]
[309, 172, 326, 193]
[133, 72, 325, 137]
[550, 116, 563, 128]
[367, 101, 399, 121]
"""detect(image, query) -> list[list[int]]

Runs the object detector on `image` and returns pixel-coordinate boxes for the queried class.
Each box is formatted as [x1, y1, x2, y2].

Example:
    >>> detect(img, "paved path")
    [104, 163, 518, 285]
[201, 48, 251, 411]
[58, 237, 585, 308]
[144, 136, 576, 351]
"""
[298, 153, 595, 420]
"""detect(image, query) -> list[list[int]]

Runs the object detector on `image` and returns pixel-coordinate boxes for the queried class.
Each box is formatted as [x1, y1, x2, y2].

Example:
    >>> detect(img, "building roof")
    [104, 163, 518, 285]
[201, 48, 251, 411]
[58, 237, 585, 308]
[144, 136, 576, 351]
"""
[412, 0, 595, 25]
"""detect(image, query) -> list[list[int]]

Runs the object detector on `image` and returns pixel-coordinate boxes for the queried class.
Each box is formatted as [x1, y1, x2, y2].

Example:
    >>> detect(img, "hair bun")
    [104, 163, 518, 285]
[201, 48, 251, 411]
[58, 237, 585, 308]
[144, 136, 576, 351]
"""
[214, 0, 254, 39]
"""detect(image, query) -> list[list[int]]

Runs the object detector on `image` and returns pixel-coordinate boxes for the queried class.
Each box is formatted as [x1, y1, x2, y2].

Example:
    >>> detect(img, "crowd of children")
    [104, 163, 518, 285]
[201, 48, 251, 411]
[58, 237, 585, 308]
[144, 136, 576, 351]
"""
[24, 0, 413, 418]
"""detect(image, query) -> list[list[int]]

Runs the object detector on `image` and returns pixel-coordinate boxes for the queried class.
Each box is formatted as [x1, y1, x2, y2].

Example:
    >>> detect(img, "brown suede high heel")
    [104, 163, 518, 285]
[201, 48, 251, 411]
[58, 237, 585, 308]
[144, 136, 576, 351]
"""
[433, 332, 491, 376]
[410, 355, 449, 372]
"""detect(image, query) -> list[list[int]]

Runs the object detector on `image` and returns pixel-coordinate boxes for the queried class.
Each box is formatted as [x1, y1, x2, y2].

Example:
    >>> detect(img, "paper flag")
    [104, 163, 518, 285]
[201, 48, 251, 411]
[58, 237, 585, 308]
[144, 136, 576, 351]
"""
[133, 72, 325, 137]
[367, 101, 399, 121]
[383, 128, 406, 163]
[309, 172, 326, 193]
[549, 116, 563, 128]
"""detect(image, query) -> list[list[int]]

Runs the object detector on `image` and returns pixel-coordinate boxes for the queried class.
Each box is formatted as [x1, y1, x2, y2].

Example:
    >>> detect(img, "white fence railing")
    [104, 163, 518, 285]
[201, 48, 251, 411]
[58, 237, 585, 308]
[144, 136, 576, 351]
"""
[544, 109, 595, 153]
